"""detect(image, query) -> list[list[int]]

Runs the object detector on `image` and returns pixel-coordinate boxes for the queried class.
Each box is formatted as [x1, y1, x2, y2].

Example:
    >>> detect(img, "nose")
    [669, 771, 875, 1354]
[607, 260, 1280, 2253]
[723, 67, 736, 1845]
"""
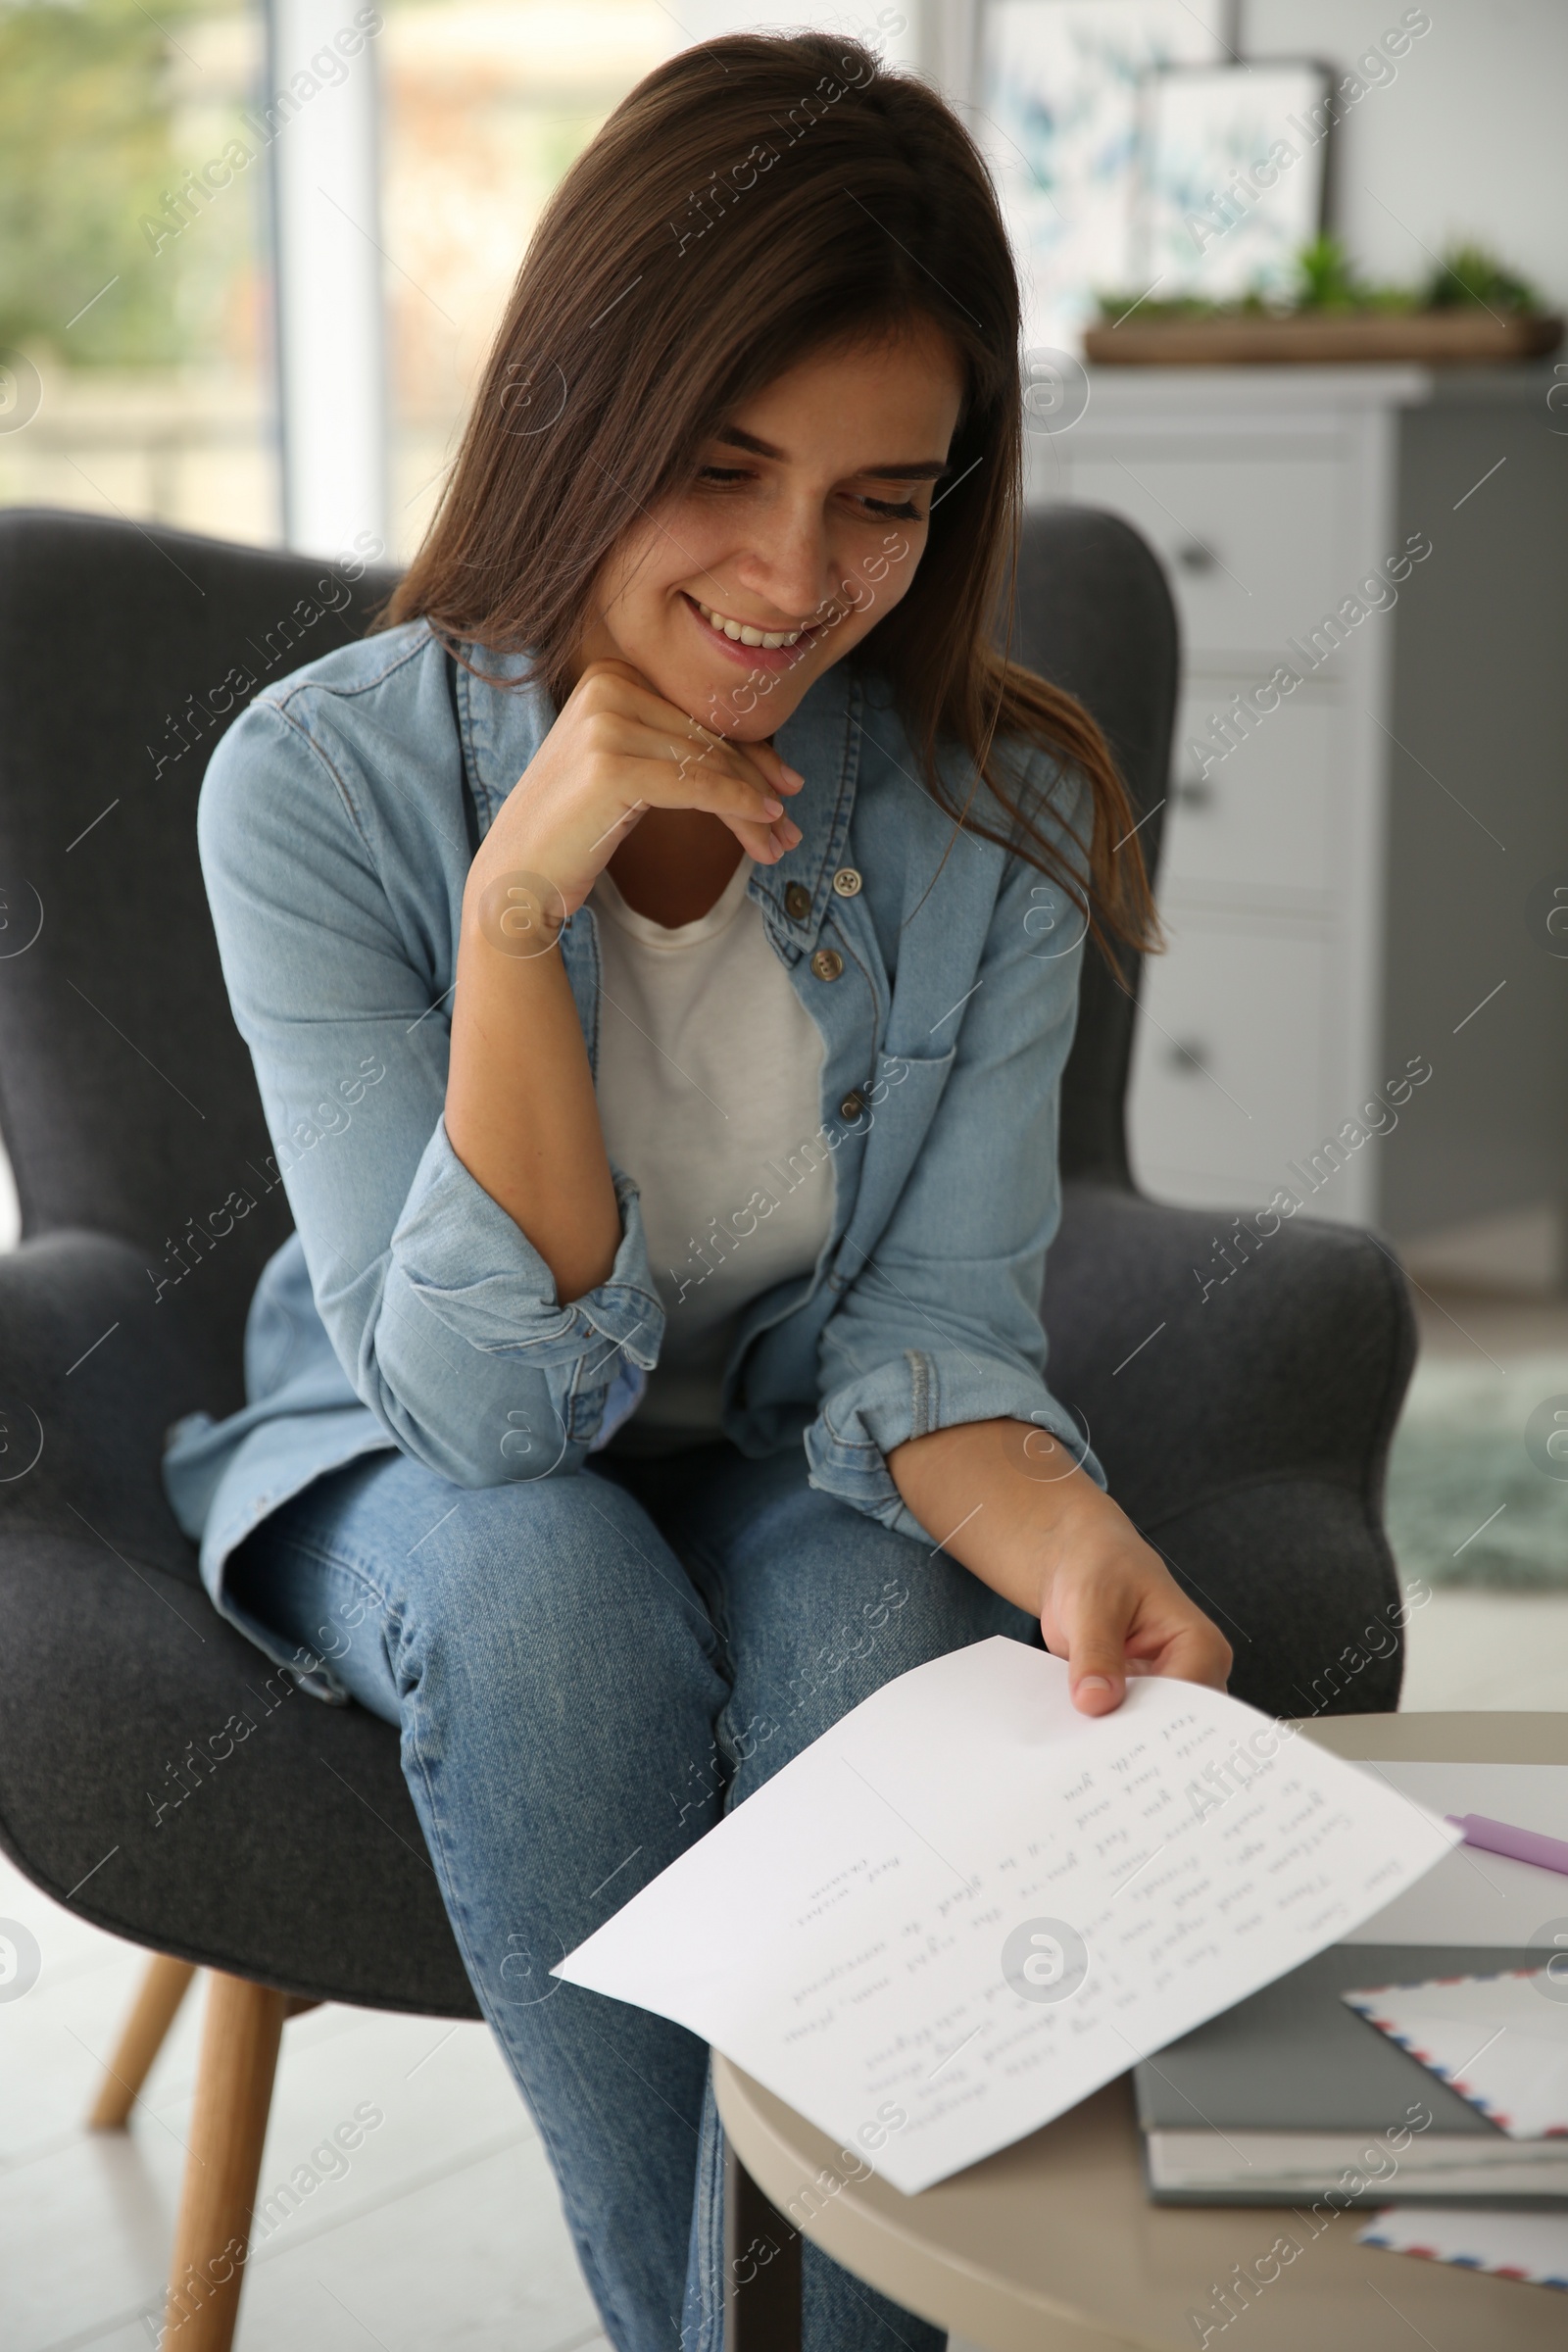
[730, 496, 842, 625]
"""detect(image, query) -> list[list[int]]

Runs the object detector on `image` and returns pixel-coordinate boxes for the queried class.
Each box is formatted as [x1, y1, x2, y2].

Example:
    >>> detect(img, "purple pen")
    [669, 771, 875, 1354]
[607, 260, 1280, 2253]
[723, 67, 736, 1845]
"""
[1446, 1812, 1568, 1879]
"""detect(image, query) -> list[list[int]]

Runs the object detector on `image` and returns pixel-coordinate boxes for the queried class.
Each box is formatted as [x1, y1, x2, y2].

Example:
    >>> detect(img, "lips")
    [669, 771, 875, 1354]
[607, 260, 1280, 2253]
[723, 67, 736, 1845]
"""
[692, 597, 805, 650]
[681, 591, 846, 680]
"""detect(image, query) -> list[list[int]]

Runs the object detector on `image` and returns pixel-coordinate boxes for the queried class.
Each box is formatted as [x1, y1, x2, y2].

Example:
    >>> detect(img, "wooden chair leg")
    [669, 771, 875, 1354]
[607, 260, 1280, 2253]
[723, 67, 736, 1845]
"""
[88, 1953, 198, 2130]
[160, 1972, 288, 2351]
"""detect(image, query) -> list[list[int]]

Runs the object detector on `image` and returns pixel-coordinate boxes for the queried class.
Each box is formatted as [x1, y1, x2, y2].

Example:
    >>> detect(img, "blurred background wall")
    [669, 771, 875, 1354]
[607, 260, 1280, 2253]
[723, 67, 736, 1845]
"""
[1247, 0, 1567, 313]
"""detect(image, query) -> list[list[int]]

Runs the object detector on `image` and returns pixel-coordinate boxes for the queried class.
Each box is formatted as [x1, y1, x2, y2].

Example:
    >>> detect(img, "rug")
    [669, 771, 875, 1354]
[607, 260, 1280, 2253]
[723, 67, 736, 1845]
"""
[1384, 1351, 1568, 1590]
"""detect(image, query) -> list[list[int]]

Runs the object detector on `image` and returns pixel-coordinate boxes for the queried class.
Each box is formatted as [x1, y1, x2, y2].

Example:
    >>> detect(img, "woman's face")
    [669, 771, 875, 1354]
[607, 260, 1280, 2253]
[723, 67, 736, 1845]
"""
[572, 318, 966, 742]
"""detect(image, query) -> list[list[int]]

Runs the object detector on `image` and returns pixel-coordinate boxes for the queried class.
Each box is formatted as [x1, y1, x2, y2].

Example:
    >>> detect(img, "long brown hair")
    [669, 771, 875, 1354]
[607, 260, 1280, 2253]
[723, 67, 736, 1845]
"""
[383, 30, 1157, 956]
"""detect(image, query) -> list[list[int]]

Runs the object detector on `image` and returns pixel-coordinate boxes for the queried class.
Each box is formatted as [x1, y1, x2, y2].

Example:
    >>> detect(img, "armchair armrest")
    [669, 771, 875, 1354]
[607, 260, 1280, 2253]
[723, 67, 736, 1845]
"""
[1045, 1184, 1416, 1536]
[1044, 1185, 1417, 1716]
[0, 1230, 225, 1584]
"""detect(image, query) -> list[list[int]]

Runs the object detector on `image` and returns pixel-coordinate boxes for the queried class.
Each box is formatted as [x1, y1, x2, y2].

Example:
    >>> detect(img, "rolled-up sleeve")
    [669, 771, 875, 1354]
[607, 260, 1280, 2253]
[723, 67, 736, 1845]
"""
[198, 691, 662, 1488]
[806, 764, 1105, 1544]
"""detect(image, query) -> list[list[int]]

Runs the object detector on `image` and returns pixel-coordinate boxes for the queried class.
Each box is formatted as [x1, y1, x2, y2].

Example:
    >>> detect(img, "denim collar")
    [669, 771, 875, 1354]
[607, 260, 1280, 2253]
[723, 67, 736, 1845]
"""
[451, 641, 864, 960]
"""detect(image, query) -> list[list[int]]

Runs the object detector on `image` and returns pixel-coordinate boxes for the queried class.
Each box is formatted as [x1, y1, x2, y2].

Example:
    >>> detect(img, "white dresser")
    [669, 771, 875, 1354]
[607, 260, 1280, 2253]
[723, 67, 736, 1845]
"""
[1027, 364, 1568, 1275]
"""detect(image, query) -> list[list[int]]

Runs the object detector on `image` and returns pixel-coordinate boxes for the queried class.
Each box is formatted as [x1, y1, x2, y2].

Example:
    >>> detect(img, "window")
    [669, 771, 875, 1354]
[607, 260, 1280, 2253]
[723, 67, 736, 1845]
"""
[0, 0, 280, 542]
[380, 0, 673, 562]
[1, 1, 930, 557]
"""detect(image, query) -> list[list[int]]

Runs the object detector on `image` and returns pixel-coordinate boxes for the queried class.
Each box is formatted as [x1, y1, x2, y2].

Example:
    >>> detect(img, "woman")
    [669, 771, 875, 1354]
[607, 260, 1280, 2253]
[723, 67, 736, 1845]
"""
[164, 29, 1231, 2349]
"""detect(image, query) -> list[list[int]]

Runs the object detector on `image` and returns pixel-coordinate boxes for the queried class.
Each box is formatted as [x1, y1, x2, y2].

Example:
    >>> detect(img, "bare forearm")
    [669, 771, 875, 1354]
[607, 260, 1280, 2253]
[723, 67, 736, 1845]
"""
[889, 1418, 1232, 1710]
[440, 658, 801, 1307]
[445, 884, 619, 1304]
[888, 1419, 1099, 1617]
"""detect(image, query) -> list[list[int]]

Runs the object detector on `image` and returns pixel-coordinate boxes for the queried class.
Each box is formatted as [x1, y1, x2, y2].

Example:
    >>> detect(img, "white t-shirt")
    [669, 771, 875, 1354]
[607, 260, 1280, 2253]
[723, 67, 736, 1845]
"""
[588, 858, 834, 1443]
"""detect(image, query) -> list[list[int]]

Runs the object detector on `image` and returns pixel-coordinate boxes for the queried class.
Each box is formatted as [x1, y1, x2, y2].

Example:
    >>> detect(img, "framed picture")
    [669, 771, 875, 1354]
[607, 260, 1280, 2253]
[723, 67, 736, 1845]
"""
[975, 0, 1235, 354]
[1133, 60, 1336, 300]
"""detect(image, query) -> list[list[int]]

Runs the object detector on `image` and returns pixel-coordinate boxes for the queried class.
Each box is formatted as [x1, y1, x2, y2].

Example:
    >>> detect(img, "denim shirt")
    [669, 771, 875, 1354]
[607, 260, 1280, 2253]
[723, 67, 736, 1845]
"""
[161, 620, 1104, 1678]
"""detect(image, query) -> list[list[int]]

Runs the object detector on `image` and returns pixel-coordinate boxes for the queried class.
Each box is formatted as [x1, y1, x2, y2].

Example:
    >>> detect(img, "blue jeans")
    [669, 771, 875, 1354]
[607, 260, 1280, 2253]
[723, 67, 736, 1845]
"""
[225, 1436, 1039, 2352]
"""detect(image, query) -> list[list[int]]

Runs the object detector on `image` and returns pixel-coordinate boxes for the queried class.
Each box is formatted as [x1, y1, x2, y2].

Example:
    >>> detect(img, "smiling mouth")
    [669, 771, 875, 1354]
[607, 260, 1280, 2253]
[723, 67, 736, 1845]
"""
[691, 597, 808, 650]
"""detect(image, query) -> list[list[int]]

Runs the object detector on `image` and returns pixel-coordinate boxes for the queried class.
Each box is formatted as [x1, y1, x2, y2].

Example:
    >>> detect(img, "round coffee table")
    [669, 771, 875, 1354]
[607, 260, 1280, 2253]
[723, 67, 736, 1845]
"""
[714, 1711, 1568, 2351]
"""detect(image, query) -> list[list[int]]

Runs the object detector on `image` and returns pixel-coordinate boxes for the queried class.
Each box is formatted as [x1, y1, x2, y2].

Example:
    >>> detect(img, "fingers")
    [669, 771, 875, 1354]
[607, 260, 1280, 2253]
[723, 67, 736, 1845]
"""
[538, 661, 804, 874]
[676, 728, 803, 805]
[741, 734, 805, 798]
[726, 784, 805, 860]
[717, 804, 802, 867]
[1121, 1588, 1233, 1691]
[1046, 1555, 1232, 1715]
[657, 718, 802, 824]
[572, 657, 650, 696]
[1042, 1570, 1129, 1714]
[1062, 1610, 1130, 1715]
[574, 661, 806, 803]
[612, 733, 802, 857]
[1148, 1619, 1234, 1691]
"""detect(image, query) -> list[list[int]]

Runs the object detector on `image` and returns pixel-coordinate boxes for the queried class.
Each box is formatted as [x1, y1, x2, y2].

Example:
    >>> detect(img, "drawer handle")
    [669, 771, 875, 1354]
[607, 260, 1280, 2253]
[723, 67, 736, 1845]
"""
[1166, 1038, 1211, 1076]
[1176, 539, 1219, 574]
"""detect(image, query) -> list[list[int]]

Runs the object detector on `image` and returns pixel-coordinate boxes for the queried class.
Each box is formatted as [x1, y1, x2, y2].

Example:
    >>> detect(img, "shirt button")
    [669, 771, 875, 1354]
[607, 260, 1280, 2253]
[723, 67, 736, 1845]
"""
[832, 866, 862, 897]
[839, 1090, 865, 1119]
[784, 880, 811, 921]
[810, 947, 844, 982]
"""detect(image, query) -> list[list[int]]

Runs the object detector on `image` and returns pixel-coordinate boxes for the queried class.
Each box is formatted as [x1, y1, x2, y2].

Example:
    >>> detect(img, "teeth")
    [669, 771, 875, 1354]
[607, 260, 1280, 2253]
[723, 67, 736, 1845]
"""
[695, 599, 802, 650]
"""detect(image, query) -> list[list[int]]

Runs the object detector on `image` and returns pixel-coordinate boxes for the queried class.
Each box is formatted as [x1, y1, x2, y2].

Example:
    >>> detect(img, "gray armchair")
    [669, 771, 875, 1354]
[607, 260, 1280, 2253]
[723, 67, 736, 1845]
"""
[0, 503, 1412, 2349]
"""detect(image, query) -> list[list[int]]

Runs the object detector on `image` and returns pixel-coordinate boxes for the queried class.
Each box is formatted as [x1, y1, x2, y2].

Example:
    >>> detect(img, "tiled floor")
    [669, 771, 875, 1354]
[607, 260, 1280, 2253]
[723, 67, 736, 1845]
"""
[0, 1888, 611, 2352]
[3, 1282, 1565, 2351]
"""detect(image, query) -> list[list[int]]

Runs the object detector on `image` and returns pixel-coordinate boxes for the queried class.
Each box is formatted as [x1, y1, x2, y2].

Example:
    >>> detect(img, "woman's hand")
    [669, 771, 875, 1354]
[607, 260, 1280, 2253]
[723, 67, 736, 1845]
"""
[472, 657, 804, 920]
[887, 1419, 1232, 1714]
[1031, 1478, 1232, 1715]
[444, 657, 804, 1304]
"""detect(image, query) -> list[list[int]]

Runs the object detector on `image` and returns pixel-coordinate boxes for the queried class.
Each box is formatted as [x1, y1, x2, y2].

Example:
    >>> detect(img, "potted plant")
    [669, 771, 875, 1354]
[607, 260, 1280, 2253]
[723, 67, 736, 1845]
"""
[1085, 237, 1563, 364]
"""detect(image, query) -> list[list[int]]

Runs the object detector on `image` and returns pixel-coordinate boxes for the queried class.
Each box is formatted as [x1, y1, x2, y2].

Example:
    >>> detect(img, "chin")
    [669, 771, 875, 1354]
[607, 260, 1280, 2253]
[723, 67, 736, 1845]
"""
[720, 695, 814, 743]
[636, 649, 820, 742]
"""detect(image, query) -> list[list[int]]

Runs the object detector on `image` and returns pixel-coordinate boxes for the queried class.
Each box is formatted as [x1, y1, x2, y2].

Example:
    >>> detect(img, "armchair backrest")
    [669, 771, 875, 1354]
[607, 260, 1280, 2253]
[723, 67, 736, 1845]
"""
[0, 509, 399, 1405]
[0, 500, 1175, 1408]
[1004, 502, 1178, 1187]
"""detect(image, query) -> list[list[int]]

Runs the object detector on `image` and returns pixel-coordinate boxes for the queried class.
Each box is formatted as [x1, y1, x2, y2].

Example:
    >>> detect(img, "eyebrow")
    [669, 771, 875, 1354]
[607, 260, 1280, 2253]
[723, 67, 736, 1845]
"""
[714, 425, 950, 481]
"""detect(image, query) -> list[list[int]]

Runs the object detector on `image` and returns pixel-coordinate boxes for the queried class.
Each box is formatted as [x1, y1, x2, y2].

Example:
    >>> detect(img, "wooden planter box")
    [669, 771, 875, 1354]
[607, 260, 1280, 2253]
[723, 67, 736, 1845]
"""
[1083, 309, 1564, 366]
